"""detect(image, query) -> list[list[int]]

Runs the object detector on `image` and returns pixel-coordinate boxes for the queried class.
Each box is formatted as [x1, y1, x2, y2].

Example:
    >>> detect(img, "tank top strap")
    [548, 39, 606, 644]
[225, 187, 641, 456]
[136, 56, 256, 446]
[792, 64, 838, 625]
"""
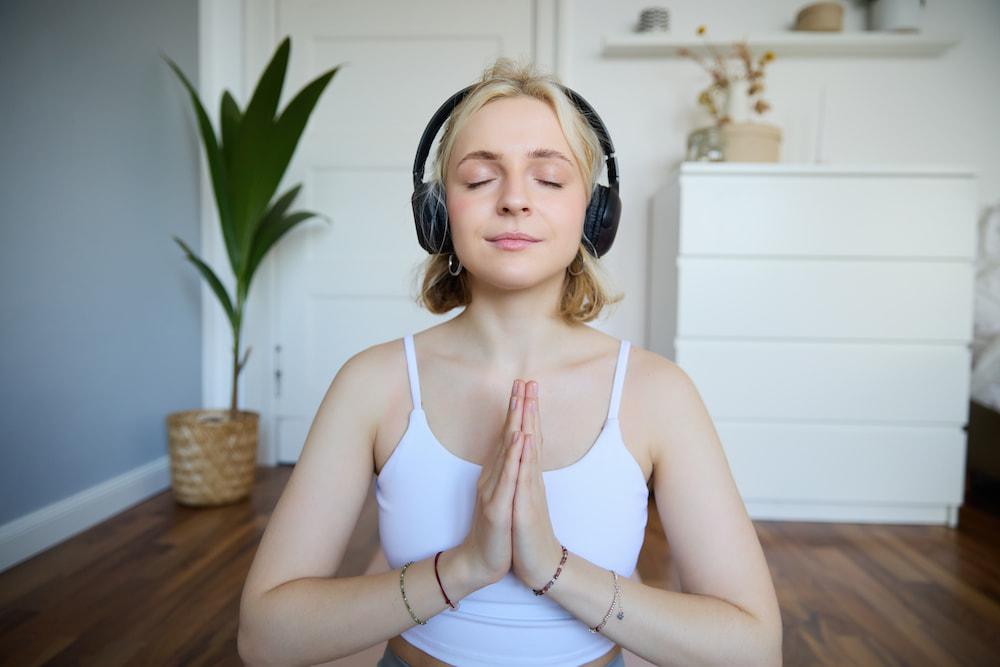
[606, 340, 631, 421]
[402, 335, 422, 411]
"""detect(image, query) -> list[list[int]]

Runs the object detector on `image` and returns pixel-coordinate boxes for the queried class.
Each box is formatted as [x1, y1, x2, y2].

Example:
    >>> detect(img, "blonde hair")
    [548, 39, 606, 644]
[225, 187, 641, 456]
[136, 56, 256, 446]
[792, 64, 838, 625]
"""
[417, 59, 621, 323]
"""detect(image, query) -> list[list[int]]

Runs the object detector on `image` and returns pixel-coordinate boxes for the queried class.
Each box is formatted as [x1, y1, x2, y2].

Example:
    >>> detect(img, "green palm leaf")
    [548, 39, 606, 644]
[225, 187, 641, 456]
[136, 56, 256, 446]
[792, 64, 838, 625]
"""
[227, 38, 291, 271]
[219, 91, 242, 168]
[258, 66, 340, 218]
[165, 58, 235, 261]
[244, 186, 325, 287]
[173, 237, 236, 327]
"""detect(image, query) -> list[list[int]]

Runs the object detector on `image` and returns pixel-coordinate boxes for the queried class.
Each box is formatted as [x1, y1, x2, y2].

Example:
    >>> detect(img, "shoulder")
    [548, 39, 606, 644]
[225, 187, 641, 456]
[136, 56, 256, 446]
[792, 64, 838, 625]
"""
[624, 344, 703, 408]
[334, 337, 408, 388]
[322, 338, 408, 408]
[620, 345, 716, 469]
[307, 338, 411, 453]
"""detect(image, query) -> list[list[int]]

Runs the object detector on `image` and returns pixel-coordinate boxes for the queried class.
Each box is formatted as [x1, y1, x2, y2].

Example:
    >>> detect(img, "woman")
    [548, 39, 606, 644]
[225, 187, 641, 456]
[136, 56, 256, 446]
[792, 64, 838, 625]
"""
[238, 59, 782, 667]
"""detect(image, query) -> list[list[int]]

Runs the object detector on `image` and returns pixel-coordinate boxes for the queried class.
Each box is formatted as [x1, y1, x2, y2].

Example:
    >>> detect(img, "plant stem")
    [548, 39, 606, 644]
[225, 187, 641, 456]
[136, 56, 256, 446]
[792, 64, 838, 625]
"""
[231, 335, 240, 420]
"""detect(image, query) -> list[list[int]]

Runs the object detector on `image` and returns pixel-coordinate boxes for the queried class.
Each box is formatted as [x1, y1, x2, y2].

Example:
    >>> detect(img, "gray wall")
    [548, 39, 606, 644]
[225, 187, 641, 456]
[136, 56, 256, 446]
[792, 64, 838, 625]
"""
[0, 0, 201, 524]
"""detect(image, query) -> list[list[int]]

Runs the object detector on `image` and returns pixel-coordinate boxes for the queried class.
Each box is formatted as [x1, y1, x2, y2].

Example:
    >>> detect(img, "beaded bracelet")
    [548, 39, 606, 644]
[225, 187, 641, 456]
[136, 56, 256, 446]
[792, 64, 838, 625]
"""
[589, 570, 624, 633]
[533, 545, 569, 596]
[399, 562, 427, 626]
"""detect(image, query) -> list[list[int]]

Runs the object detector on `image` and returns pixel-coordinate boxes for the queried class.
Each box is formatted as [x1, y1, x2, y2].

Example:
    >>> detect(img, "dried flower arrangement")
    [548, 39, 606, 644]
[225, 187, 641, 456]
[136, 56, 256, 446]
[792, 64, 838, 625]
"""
[679, 27, 775, 124]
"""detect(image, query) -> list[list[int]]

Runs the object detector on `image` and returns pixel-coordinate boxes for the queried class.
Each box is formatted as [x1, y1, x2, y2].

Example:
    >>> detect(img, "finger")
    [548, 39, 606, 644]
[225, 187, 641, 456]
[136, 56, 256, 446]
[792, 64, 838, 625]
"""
[518, 433, 537, 478]
[521, 381, 540, 443]
[485, 380, 526, 482]
[513, 433, 533, 516]
[491, 430, 524, 508]
[506, 379, 526, 434]
[521, 432, 543, 493]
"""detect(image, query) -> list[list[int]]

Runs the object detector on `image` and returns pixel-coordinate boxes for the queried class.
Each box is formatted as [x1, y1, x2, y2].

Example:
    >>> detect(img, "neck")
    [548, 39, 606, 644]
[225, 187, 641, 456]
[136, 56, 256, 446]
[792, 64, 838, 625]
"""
[450, 277, 576, 369]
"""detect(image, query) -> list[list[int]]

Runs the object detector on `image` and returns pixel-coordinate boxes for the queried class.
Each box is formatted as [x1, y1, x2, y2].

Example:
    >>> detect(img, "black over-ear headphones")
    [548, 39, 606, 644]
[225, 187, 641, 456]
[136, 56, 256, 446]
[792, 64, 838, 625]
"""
[411, 84, 621, 258]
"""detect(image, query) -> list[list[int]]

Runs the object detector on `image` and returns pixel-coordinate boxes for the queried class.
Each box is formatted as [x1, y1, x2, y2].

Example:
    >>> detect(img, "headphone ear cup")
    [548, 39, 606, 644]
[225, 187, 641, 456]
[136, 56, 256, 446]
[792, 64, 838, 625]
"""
[583, 185, 621, 258]
[412, 182, 454, 254]
[582, 185, 607, 254]
[592, 187, 622, 258]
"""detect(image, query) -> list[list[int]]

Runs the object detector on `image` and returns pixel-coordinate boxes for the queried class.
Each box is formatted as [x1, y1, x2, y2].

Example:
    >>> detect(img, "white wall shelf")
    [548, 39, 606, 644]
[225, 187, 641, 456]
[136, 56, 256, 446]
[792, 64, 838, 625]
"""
[602, 32, 958, 59]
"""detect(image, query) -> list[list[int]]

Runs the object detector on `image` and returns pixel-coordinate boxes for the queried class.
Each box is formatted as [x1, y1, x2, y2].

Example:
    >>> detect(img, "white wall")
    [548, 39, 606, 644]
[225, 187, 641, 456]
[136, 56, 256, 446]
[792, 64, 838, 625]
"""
[559, 0, 1000, 348]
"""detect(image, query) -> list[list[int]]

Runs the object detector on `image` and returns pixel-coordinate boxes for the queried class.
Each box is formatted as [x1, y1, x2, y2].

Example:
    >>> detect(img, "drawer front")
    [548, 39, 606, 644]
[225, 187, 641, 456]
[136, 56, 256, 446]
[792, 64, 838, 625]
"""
[679, 172, 977, 258]
[677, 258, 974, 341]
[675, 340, 971, 423]
[717, 422, 966, 505]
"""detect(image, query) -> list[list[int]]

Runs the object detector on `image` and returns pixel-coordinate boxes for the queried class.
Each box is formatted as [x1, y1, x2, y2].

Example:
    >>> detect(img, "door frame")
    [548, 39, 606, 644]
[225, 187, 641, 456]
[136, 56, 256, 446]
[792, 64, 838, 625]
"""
[197, 0, 564, 464]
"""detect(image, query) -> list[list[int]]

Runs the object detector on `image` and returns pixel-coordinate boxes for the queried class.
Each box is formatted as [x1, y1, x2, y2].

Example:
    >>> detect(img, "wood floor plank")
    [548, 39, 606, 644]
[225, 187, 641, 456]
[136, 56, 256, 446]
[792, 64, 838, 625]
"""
[1, 467, 998, 666]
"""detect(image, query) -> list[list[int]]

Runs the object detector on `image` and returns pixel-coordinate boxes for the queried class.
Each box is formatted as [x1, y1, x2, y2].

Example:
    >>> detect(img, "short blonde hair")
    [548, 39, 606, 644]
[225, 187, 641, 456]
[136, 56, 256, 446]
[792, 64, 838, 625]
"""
[417, 59, 621, 323]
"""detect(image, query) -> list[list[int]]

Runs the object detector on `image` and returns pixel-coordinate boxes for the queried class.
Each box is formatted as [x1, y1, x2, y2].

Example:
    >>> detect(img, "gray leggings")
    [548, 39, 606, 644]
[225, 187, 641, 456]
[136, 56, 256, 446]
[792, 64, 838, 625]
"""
[377, 644, 627, 667]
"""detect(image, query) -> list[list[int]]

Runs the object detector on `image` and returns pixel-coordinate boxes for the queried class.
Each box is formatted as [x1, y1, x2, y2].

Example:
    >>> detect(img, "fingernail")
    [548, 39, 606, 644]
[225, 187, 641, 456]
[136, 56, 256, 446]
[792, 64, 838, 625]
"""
[510, 395, 517, 411]
[512, 379, 520, 395]
[512, 431, 520, 444]
[526, 382, 538, 398]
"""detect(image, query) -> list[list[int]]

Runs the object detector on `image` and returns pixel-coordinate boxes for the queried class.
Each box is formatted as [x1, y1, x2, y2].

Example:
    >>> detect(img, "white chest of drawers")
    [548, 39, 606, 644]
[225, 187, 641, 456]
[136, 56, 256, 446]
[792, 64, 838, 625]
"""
[648, 164, 978, 524]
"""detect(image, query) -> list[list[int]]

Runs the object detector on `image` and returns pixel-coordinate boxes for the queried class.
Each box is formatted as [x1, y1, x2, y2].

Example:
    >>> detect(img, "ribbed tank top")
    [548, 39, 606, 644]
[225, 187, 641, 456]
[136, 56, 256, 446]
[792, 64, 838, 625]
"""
[376, 336, 649, 666]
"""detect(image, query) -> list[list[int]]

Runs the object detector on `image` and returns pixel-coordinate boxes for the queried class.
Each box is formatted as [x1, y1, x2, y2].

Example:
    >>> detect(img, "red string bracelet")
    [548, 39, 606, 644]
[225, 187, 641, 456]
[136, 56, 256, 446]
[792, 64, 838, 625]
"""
[533, 545, 568, 596]
[434, 551, 459, 611]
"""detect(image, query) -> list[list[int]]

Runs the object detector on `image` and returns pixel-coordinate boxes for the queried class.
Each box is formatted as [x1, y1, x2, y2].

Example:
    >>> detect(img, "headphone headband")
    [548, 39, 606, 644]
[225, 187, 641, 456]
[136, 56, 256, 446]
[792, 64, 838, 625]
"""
[411, 83, 621, 257]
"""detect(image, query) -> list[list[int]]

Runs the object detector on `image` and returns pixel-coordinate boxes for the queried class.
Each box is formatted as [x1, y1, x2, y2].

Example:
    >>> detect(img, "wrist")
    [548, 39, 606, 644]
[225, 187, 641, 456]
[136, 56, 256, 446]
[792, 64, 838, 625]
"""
[434, 551, 459, 610]
[439, 546, 495, 602]
[530, 543, 568, 595]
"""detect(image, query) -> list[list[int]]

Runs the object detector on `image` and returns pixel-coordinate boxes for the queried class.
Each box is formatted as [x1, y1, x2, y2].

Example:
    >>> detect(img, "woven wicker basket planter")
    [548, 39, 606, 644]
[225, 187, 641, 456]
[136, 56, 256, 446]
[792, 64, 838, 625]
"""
[166, 409, 259, 506]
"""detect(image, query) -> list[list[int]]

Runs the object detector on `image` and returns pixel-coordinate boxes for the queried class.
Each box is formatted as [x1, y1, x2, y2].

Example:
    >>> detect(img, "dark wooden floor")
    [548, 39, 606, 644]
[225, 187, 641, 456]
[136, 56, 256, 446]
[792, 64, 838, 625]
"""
[1, 467, 999, 666]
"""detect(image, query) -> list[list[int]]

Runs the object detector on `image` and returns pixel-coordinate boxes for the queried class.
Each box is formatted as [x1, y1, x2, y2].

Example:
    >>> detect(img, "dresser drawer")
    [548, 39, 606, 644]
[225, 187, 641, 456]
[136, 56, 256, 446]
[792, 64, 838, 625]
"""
[676, 340, 971, 423]
[718, 422, 966, 506]
[676, 258, 974, 341]
[678, 167, 977, 258]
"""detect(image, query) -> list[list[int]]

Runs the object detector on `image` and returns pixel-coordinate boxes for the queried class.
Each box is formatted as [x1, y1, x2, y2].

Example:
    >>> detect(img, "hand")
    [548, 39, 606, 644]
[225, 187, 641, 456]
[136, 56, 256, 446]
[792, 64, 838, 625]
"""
[456, 379, 528, 586]
[511, 381, 564, 590]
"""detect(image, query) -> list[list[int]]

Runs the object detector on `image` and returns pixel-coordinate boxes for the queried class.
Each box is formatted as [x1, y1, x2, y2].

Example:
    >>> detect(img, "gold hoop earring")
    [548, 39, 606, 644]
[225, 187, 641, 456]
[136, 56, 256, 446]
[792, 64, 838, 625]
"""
[568, 253, 585, 277]
[448, 254, 463, 276]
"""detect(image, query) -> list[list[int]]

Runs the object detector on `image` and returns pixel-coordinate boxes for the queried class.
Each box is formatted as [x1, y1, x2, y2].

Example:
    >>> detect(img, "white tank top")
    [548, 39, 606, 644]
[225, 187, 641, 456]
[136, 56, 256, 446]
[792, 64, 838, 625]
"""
[376, 335, 649, 666]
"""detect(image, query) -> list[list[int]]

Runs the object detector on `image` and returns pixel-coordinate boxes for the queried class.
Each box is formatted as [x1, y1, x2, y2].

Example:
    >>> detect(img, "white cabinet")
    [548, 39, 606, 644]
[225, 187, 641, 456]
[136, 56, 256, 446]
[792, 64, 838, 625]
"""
[649, 164, 978, 524]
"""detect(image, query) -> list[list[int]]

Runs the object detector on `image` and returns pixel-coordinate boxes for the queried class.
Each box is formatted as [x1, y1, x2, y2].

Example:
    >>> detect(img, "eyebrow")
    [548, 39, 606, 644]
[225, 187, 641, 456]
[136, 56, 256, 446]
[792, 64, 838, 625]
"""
[457, 148, 573, 166]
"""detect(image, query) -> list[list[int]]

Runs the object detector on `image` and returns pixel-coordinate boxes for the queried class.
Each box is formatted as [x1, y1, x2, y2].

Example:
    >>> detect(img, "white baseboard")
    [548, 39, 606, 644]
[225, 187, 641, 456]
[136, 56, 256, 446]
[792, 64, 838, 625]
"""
[0, 456, 171, 573]
[744, 500, 958, 526]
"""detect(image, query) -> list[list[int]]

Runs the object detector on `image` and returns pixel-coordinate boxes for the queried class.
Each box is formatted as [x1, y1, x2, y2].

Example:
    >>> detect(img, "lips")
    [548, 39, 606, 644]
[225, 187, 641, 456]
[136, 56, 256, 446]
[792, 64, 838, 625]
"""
[487, 232, 539, 250]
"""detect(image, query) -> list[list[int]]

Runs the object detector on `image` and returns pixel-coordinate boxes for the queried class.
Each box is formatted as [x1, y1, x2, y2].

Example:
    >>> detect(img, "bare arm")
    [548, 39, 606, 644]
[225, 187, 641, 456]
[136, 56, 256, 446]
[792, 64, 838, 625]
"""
[513, 351, 782, 666]
[237, 343, 415, 665]
[237, 344, 533, 666]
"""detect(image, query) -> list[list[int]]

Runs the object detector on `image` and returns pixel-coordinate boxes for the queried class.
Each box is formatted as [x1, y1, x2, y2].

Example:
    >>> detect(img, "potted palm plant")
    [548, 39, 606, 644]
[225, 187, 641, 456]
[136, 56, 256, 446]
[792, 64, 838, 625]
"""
[165, 38, 338, 506]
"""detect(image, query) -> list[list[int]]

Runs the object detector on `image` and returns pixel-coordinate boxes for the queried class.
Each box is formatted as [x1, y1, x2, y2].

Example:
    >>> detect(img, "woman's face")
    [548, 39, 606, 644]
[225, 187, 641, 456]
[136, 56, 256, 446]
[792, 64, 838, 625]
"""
[444, 96, 588, 294]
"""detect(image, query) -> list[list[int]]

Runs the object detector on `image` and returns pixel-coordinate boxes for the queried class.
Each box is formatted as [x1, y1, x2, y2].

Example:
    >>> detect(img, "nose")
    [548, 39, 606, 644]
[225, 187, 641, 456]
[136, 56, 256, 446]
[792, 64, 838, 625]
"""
[497, 176, 530, 216]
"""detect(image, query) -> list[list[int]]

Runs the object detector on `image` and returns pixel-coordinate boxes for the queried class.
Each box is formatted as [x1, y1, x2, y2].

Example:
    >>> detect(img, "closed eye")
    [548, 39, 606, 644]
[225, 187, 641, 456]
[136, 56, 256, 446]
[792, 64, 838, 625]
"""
[537, 179, 563, 188]
[467, 179, 494, 189]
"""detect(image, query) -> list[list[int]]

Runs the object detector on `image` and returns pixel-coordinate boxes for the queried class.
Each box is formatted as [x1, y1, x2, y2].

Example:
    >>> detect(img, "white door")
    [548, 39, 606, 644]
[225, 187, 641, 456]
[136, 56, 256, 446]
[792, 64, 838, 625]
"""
[250, 1, 540, 462]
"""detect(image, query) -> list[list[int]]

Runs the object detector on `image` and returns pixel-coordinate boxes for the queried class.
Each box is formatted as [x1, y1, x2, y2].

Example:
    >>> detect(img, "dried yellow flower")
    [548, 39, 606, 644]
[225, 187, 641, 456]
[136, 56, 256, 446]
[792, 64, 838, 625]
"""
[680, 27, 775, 123]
